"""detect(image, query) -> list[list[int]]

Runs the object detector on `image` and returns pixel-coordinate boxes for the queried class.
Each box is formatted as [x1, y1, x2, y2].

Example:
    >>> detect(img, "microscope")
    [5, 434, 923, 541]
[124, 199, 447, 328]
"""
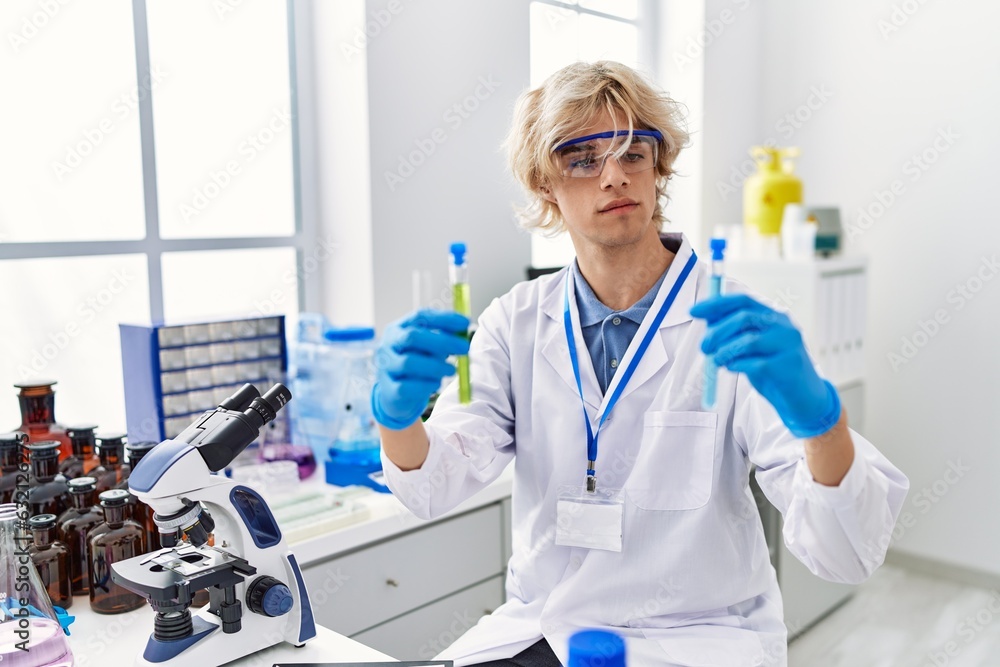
[111, 383, 317, 666]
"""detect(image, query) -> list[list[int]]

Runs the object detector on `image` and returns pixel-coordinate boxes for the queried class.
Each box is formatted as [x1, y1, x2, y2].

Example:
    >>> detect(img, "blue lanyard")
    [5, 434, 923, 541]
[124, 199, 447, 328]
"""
[563, 251, 698, 488]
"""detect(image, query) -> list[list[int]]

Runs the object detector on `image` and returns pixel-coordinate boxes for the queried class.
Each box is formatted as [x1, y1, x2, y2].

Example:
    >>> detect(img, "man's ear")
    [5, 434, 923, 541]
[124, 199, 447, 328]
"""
[538, 183, 557, 205]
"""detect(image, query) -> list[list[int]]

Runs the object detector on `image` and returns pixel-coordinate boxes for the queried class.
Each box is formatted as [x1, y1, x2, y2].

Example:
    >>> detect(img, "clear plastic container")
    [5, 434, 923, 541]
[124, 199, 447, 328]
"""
[323, 327, 383, 490]
[288, 314, 341, 461]
[0, 503, 75, 667]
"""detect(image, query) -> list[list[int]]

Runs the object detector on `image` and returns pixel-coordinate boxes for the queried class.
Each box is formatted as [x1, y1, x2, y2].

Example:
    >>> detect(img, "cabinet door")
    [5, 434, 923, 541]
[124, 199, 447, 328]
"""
[353, 575, 505, 660]
[302, 504, 503, 636]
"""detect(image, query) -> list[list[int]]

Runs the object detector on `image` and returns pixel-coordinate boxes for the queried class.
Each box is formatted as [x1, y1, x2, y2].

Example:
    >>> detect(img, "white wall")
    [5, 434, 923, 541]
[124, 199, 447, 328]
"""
[729, 1, 1000, 576]
[299, 0, 376, 327]
[365, 0, 532, 331]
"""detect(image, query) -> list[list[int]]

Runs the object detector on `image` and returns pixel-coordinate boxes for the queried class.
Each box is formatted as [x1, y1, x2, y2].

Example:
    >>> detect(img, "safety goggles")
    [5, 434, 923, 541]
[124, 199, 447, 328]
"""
[552, 129, 663, 178]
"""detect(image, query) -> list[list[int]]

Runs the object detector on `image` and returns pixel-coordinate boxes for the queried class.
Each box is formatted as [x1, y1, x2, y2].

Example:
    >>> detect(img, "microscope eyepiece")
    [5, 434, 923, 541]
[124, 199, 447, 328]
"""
[244, 383, 291, 429]
[218, 384, 261, 412]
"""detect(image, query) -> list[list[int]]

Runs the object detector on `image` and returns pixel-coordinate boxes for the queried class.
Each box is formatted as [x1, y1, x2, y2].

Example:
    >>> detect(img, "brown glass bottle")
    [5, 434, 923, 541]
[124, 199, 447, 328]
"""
[28, 513, 73, 609]
[0, 431, 28, 504]
[92, 433, 127, 495]
[26, 441, 70, 517]
[57, 476, 105, 595]
[59, 424, 100, 480]
[13, 381, 72, 461]
[118, 440, 160, 551]
[88, 489, 146, 614]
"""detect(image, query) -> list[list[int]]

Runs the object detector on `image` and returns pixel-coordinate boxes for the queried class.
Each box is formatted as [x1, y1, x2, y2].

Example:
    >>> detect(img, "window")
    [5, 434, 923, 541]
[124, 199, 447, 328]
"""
[0, 1, 308, 432]
[528, 0, 646, 269]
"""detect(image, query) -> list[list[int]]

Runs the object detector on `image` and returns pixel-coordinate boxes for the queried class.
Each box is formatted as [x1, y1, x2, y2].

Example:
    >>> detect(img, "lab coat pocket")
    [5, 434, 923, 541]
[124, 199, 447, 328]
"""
[627, 411, 717, 511]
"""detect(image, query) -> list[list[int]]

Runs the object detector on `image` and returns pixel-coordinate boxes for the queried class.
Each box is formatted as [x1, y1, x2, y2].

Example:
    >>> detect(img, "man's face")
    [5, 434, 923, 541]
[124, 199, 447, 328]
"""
[541, 111, 660, 252]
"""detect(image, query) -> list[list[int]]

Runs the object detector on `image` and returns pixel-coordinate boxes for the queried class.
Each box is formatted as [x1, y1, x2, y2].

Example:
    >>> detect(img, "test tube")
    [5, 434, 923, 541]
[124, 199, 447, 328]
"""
[449, 243, 472, 404]
[702, 238, 727, 410]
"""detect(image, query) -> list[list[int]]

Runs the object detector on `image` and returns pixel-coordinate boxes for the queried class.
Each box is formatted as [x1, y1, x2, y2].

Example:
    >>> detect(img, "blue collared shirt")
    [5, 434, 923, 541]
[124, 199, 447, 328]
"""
[571, 260, 669, 395]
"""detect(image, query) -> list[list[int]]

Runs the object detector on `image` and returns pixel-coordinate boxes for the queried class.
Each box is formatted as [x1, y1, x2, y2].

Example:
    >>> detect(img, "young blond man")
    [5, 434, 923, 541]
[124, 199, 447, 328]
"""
[372, 61, 908, 667]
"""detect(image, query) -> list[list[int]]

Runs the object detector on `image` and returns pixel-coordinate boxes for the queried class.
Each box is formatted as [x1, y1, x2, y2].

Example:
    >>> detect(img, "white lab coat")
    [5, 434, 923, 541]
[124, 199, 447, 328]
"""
[381, 233, 909, 667]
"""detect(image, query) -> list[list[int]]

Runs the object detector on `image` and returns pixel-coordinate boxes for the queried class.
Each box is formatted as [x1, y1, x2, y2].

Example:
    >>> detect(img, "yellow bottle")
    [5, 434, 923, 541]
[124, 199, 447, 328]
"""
[743, 146, 803, 236]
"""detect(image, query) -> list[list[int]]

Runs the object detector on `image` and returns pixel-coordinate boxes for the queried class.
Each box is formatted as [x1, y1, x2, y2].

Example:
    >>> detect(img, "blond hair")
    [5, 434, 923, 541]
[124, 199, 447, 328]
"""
[504, 61, 689, 235]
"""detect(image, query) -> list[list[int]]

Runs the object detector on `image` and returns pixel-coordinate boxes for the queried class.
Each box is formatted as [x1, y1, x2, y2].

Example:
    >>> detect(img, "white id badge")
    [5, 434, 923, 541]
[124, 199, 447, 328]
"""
[555, 484, 624, 552]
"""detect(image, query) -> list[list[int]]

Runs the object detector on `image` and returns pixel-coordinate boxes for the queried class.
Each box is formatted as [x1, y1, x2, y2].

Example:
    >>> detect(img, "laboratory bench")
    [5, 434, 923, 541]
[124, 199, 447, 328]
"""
[65, 466, 515, 665]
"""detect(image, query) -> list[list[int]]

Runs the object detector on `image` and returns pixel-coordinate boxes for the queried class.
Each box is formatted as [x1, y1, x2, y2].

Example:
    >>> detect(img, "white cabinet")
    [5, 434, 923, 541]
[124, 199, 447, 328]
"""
[732, 257, 869, 637]
[727, 255, 868, 387]
[300, 503, 506, 659]
[354, 576, 505, 660]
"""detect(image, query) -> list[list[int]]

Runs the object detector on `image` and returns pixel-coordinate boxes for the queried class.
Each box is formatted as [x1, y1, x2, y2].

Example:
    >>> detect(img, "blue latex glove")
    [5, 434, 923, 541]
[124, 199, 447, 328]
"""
[371, 309, 471, 430]
[690, 294, 841, 438]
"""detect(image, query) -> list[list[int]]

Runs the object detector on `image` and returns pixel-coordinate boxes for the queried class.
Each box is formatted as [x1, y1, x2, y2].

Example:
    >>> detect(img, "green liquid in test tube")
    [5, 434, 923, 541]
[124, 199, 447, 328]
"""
[450, 242, 472, 404]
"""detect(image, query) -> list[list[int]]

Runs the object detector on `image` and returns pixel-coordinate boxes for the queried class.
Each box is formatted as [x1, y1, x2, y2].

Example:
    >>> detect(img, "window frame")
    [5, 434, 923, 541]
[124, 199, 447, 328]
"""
[0, 0, 318, 322]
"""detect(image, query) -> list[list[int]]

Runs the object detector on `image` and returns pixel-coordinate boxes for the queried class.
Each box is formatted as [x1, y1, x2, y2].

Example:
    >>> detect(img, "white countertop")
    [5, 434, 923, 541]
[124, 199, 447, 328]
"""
[64, 465, 514, 666]
[68, 603, 393, 666]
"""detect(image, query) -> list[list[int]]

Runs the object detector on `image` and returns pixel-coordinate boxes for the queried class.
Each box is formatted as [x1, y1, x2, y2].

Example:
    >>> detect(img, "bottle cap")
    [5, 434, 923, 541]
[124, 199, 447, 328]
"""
[68, 476, 98, 493]
[24, 441, 61, 459]
[0, 431, 27, 448]
[324, 327, 376, 342]
[449, 242, 467, 266]
[98, 489, 131, 507]
[568, 630, 626, 667]
[28, 514, 57, 530]
[97, 433, 127, 451]
[67, 424, 98, 439]
[13, 380, 57, 391]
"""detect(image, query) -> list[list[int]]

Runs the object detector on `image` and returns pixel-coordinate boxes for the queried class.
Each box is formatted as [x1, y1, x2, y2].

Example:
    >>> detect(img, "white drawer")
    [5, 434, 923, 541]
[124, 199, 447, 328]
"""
[302, 504, 503, 636]
[353, 575, 505, 660]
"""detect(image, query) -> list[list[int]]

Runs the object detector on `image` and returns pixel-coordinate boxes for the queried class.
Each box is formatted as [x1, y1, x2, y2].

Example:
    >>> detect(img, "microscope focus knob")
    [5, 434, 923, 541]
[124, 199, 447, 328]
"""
[247, 575, 293, 617]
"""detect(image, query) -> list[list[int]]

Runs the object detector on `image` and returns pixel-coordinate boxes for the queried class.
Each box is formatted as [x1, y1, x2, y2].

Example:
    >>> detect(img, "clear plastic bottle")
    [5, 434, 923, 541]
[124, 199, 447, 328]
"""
[0, 503, 75, 667]
[28, 514, 72, 609]
[25, 441, 70, 518]
[324, 327, 383, 489]
[56, 476, 104, 595]
[88, 489, 146, 614]
[12, 381, 72, 462]
[58, 424, 100, 480]
[92, 432, 127, 495]
[0, 431, 27, 505]
[288, 313, 340, 463]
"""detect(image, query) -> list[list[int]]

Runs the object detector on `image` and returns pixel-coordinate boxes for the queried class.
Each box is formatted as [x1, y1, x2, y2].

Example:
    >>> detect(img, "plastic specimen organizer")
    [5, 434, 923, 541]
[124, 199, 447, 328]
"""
[120, 316, 287, 442]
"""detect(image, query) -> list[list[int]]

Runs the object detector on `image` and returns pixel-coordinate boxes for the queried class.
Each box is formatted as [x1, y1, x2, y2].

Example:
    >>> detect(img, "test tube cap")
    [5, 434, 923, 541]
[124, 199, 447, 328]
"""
[710, 237, 727, 260]
[449, 242, 467, 265]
